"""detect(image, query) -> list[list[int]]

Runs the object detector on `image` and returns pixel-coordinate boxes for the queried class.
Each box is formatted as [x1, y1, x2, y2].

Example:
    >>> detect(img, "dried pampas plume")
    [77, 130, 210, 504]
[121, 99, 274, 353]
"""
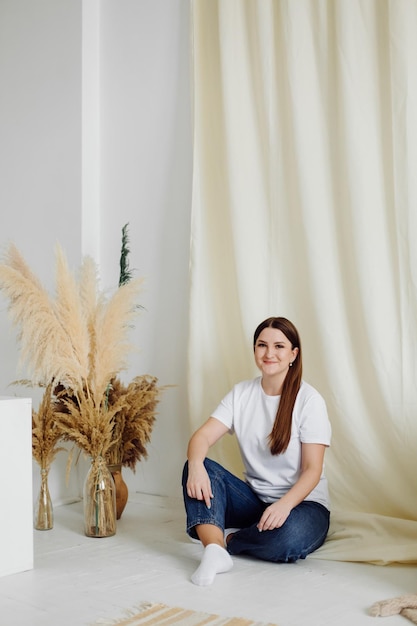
[106, 375, 163, 469]
[0, 242, 145, 460]
[0, 244, 88, 387]
[31, 381, 65, 470]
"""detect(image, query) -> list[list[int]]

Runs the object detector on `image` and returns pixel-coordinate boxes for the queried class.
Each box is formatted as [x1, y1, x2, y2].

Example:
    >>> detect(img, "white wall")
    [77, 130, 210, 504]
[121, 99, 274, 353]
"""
[0, 0, 84, 502]
[98, 0, 193, 498]
[0, 0, 192, 505]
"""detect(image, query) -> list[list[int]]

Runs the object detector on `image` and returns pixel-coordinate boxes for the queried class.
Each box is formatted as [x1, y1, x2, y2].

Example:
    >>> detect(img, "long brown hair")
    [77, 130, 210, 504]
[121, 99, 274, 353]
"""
[253, 317, 302, 455]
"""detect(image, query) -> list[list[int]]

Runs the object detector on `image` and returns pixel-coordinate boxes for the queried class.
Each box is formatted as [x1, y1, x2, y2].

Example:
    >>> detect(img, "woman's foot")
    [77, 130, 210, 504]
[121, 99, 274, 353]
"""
[191, 543, 233, 586]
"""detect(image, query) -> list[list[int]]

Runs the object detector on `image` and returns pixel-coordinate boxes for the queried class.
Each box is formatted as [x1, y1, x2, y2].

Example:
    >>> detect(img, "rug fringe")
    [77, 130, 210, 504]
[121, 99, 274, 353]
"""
[89, 601, 278, 626]
[89, 601, 156, 625]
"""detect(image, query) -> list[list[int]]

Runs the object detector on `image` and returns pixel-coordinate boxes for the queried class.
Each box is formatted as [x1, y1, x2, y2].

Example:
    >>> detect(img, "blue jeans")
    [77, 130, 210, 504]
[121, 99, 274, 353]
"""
[182, 458, 330, 563]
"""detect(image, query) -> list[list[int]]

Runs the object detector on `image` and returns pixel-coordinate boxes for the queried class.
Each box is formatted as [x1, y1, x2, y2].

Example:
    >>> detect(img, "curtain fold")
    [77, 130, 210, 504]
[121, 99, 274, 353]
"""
[189, 0, 417, 563]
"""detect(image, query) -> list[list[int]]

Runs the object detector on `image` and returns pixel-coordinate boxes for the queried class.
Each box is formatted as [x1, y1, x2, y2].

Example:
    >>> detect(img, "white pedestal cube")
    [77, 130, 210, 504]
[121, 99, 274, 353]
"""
[0, 396, 33, 577]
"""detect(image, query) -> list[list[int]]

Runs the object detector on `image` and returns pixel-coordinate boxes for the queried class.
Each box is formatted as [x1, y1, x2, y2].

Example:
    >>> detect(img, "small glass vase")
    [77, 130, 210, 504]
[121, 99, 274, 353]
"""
[83, 456, 116, 538]
[34, 467, 53, 530]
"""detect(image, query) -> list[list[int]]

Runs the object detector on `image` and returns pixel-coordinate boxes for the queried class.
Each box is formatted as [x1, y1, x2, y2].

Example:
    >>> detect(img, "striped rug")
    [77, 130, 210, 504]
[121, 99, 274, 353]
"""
[92, 601, 278, 625]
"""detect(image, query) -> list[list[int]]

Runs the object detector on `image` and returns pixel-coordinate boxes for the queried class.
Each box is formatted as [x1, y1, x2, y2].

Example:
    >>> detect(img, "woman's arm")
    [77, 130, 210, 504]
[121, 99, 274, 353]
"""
[257, 443, 327, 531]
[186, 417, 229, 508]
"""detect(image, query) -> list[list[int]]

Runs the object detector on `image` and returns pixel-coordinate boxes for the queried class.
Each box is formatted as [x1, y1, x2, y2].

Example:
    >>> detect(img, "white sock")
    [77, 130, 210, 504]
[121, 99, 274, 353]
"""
[191, 543, 233, 586]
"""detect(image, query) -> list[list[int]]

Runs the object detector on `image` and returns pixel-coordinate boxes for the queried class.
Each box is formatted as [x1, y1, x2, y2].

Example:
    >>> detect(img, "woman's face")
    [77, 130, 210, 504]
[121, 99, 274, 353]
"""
[254, 327, 298, 380]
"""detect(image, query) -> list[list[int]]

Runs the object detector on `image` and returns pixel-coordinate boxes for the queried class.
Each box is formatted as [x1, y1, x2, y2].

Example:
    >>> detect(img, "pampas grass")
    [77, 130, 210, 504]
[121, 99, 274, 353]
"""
[0, 243, 142, 396]
[0, 237, 163, 535]
[55, 386, 126, 460]
[92, 278, 143, 401]
[0, 243, 146, 461]
[31, 382, 65, 470]
[0, 237, 165, 536]
[0, 244, 88, 386]
[105, 375, 162, 468]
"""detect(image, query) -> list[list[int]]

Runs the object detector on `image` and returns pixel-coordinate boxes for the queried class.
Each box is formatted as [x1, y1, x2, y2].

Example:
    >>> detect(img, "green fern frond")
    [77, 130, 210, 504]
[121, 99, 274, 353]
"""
[119, 223, 134, 286]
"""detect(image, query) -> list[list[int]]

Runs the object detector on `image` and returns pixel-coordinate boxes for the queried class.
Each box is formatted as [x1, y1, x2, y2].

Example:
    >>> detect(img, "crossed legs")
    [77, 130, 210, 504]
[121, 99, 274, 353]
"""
[182, 458, 330, 585]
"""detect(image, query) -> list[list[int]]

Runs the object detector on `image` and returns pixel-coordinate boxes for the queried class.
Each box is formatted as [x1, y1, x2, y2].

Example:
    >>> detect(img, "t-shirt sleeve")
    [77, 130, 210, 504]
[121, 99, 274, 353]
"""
[211, 388, 235, 432]
[298, 392, 331, 446]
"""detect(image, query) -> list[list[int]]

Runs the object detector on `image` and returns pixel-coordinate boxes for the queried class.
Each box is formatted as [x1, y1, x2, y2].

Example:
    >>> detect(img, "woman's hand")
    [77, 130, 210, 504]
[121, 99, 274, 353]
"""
[257, 443, 327, 531]
[257, 500, 292, 531]
[186, 417, 229, 509]
[186, 463, 213, 508]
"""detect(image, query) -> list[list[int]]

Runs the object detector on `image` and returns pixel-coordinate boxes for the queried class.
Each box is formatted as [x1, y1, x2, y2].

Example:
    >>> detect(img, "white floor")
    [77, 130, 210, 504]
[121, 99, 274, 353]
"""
[0, 493, 415, 626]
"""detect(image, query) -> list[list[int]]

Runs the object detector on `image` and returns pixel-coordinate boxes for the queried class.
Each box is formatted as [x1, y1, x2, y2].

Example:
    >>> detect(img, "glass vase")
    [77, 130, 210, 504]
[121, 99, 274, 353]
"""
[34, 467, 53, 530]
[83, 456, 116, 538]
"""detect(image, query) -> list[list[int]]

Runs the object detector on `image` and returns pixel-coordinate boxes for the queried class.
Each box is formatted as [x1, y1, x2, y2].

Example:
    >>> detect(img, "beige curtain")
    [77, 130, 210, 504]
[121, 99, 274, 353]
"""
[188, 0, 417, 563]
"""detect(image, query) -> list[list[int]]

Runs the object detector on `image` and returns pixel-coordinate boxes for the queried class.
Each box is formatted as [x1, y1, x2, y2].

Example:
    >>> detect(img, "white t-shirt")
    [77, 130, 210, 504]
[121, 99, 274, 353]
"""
[211, 377, 331, 510]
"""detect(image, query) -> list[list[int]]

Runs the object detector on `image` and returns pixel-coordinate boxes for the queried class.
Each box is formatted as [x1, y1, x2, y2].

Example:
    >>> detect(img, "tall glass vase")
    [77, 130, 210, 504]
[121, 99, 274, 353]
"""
[83, 456, 116, 538]
[34, 467, 53, 530]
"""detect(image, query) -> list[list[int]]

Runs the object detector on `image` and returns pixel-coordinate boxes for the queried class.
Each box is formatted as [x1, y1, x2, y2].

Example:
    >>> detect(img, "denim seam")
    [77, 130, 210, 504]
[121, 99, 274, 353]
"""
[186, 519, 223, 536]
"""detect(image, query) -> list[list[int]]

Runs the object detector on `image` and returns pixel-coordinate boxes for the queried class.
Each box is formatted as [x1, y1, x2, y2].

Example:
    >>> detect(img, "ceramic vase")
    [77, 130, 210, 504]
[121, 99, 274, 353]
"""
[107, 463, 128, 520]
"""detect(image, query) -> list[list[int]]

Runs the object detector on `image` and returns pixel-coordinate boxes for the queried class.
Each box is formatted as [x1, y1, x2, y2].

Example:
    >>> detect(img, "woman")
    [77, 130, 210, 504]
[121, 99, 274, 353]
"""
[182, 317, 331, 586]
